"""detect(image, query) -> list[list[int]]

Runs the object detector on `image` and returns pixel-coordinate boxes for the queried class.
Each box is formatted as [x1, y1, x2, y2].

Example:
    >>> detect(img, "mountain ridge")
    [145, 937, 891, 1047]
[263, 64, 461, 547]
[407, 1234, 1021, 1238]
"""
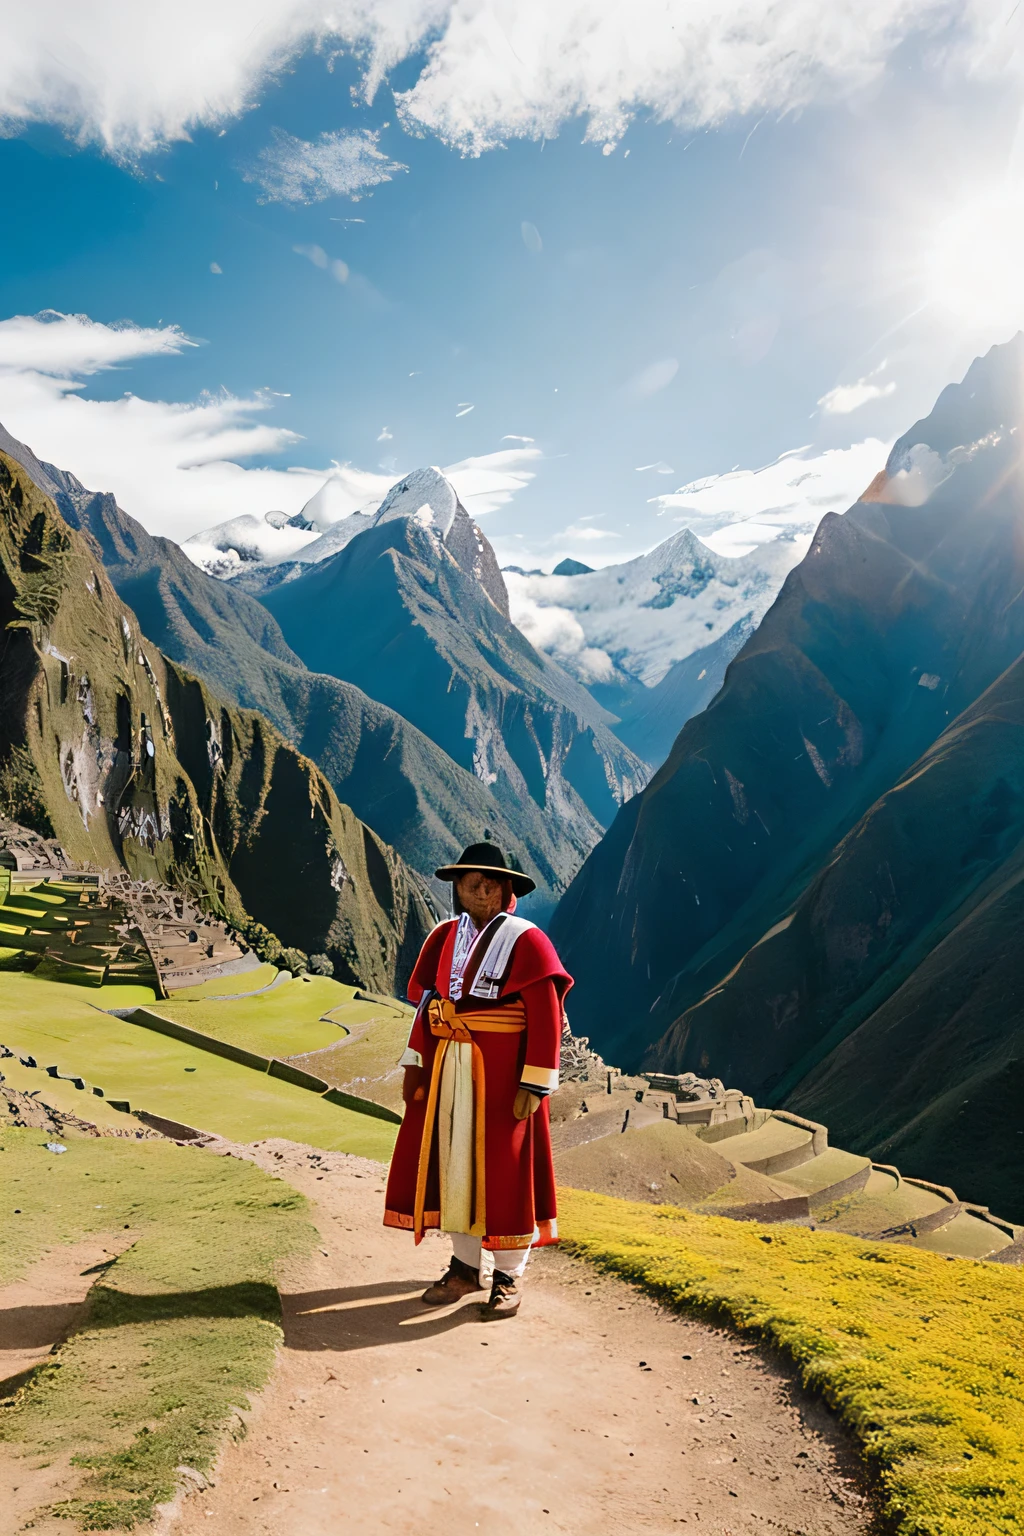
[0, 425, 580, 905]
[549, 335, 1024, 1216]
[261, 492, 650, 872]
[0, 448, 436, 993]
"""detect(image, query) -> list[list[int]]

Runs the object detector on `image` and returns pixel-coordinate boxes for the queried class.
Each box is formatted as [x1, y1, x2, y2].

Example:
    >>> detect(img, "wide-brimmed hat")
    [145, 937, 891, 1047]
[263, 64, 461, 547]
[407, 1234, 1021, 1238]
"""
[435, 841, 536, 898]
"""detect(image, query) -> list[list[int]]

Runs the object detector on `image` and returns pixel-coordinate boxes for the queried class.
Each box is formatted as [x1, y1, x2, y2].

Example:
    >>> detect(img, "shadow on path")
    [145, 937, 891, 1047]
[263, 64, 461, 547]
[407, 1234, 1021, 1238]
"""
[283, 1278, 487, 1353]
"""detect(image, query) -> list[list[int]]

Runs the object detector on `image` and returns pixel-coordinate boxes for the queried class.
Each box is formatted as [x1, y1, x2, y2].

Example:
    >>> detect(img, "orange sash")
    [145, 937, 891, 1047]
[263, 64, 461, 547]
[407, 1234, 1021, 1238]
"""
[412, 997, 526, 1242]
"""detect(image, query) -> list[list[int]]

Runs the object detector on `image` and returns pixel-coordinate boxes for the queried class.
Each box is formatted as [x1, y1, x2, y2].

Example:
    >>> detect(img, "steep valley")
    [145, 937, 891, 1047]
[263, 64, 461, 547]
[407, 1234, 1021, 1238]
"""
[0, 428, 584, 908]
[261, 471, 649, 875]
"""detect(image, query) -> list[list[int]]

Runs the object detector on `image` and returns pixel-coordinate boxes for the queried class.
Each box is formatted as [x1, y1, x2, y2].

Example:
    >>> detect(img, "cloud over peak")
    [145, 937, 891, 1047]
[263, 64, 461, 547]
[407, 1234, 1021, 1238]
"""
[0, 308, 539, 541]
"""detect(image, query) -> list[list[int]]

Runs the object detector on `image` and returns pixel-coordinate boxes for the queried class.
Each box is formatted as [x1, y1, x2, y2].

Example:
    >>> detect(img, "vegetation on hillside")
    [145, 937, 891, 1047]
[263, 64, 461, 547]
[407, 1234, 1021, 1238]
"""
[559, 1188, 1024, 1536]
[0, 1129, 314, 1530]
[0, 450, 436, 994]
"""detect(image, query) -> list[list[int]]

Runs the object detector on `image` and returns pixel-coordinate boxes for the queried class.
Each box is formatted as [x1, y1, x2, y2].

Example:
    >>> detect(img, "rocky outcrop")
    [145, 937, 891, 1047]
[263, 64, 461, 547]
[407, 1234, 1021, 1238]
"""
[0, 451, 436, 994]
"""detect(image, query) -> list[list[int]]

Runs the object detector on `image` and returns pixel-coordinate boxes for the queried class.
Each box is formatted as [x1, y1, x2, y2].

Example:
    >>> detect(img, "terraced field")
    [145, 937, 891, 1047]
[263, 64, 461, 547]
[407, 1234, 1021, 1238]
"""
[150, 979, 414, 1114]
[550, 1080, 1021, 1263]
[0, 972, 398, 1159]
[0, 878, 159, 991]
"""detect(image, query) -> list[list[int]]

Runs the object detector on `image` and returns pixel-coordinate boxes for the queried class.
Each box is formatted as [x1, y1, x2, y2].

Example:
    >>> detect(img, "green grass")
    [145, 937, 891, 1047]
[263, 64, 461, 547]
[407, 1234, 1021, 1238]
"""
[0, 1128, 314, 1529]
[0, 972, 398, 1158]
[0, 1054, 141, 1133]
[153, 982, 412, 1110]
[558, 1188, 1024, 1536]
[154, 975, 358, 1057]
[281, 1003, 412, 1111]
[168, 963, 281, 999]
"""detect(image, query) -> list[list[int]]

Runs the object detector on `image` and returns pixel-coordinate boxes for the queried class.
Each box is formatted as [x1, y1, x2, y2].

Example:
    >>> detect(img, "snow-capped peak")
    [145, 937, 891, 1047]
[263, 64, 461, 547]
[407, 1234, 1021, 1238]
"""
[372, 466, 460, 538]
[505, 528, 802, 689]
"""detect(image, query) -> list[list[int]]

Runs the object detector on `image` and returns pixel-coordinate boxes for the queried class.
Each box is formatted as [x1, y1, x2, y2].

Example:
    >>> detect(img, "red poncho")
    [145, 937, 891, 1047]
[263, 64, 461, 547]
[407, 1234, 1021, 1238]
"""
[383, 915, 572, 1251]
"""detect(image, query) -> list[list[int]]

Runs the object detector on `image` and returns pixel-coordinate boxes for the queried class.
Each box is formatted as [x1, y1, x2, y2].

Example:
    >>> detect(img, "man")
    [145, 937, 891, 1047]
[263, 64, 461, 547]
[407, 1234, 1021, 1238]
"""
[383, 841, 571, 1319]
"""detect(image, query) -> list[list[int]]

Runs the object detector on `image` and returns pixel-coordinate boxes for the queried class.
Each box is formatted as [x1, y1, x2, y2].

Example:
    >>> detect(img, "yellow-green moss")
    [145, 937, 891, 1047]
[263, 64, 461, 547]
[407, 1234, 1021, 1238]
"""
[558, 1187, 1024, 1536]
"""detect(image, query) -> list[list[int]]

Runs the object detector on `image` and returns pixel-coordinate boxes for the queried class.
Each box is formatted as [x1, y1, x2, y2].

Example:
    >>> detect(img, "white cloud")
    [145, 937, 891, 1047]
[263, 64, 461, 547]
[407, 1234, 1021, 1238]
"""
[651, 439, 888, 556]
[455, 403, 475, 417]
[209, 262, 223, 274]
[509, 596, 615, 683]
[818, 377, 897, 415]
[0, 2, 1012, 160]
[443, 447, 541, 516]
[0, 309, 537, 539]
[293, 244, 355, 286]
[0, 310, 193, 374]
[293, 242, 328, 268]
[377, 425, 393, 441]
[521, 221, 543, 253]
[393, 1, 1014, 153]
[245, 127, 406, 204]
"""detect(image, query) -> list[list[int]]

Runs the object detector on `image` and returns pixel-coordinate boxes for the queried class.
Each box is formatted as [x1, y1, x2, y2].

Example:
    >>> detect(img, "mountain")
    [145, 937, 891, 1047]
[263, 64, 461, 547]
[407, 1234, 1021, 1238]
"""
[504, 528, 807, 754]
[261, 468, 649, 874]
[550, 335, 1024, 1217]
[0, 448, 435, 993]
[610, 618, 756, 765]
[182, 465, 381, 578]
[0, 428, 578, 904]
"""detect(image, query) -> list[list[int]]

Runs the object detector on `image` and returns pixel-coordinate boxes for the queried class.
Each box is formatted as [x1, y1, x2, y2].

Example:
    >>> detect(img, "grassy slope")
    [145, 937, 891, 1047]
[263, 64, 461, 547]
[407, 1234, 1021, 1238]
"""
[156, 980, 413, 1112]
[171, 964, 279, 998]
[155, 975, 359, 1056]
[286, 1012, 412, 1112]
[0, 1128, 313, 1530]
[559, 1188, 1024, 1536]
[0, 973, 398, 1159]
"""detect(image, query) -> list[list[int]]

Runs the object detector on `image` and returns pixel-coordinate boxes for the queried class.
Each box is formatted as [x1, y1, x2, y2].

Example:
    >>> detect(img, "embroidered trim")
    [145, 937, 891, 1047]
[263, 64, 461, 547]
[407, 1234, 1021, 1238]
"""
[384, 1209, 439, 1232]
[468, 914, 536, 1000]
[520, 1063, 559, 1093]
[448, 912, 478, 1001]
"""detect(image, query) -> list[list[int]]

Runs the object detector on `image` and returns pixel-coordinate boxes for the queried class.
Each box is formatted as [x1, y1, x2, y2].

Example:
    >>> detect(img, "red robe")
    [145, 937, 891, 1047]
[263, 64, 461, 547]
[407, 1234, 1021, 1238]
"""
[383, 916, 572, 1251]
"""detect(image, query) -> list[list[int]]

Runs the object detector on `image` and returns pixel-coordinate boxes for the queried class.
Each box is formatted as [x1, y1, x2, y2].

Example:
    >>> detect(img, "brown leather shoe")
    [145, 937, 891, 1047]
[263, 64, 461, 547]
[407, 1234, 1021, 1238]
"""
[421, 1256, 483, 1306]
[480, 1269, 521, 1319]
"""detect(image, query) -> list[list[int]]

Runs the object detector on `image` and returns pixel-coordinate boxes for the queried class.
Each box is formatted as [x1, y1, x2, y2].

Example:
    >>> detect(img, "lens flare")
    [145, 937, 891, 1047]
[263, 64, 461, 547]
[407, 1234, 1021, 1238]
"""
[926, 190, 1024, 332]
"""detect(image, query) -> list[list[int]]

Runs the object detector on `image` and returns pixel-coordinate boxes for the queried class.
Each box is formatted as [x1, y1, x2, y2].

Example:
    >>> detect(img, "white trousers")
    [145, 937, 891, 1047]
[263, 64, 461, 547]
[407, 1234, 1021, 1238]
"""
[450, 1231, 532, 1280]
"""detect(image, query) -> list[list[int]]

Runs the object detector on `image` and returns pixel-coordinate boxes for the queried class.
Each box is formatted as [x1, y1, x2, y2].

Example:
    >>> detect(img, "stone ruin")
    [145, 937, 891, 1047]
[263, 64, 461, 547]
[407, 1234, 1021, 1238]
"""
[0, 818, 258, 996]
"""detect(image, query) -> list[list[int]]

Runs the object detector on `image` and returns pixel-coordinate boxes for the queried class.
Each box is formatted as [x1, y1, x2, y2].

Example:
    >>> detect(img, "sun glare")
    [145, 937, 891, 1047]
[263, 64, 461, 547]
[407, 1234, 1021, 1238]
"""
[926, 189, 1024, 332]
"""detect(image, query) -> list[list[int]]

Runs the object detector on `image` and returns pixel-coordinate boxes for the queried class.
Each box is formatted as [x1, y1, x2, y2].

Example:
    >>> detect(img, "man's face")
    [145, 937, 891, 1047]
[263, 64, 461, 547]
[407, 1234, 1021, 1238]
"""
[455, 871, 505, 926]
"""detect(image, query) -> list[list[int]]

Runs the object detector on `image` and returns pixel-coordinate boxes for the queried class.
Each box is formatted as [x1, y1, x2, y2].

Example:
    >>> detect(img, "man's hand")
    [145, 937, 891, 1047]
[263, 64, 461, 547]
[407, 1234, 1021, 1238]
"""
[402, 1066, 427, 1105]
[513, 1087, 542, 1120]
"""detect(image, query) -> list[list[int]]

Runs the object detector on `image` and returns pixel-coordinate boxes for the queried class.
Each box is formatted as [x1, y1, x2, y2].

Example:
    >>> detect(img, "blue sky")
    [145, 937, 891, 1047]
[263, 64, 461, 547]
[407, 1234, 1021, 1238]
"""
[0, 2, 1022, 567]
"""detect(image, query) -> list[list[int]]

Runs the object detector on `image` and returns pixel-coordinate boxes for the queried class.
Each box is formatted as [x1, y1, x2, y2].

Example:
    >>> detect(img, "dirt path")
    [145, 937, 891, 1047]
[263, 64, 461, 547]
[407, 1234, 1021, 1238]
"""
[165, 1140, 875, 1536]
[0, 1232, 138, 1534]
[0, 1233, 136, 1397]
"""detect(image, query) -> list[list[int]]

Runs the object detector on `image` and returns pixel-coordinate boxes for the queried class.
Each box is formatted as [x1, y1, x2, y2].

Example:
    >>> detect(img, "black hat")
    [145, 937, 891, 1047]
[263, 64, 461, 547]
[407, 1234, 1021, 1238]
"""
[434, 841, 536, 898]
